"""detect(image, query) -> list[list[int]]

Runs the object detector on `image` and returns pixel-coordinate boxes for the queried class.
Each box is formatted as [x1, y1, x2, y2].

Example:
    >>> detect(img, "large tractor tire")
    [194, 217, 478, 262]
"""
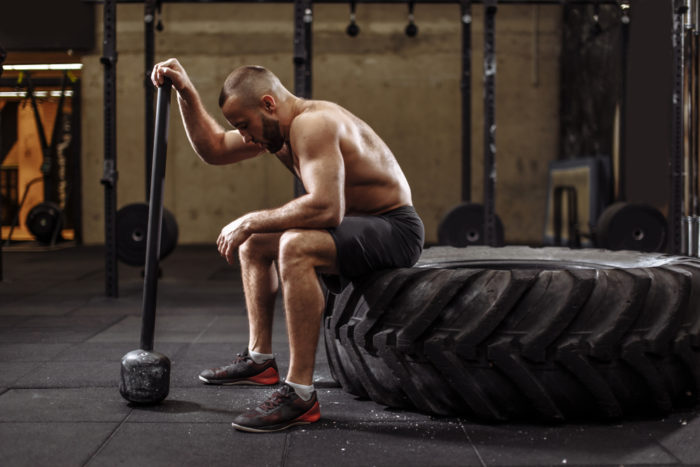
[323, 246, 700, 422]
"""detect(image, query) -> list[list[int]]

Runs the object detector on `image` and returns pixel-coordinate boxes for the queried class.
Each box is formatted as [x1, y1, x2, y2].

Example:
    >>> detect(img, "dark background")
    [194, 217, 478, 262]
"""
[0, 0, 95, 51]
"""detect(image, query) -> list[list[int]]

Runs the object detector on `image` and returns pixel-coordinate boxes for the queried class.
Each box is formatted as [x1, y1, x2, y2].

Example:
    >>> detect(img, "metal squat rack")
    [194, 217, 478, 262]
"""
[99, 0, 633, 297]
[679, 0, 700, 256]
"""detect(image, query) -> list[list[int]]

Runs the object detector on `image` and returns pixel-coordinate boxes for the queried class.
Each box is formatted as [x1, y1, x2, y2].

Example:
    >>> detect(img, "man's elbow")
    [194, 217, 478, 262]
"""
[192, 133, 229, 165]
[326, 211, 343, 228]
[194, 150, 214, 165]
[318, 205, 343, 228]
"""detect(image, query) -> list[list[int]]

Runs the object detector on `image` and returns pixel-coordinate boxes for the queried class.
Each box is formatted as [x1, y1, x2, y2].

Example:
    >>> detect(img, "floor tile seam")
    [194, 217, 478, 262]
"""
[0, 359, 75, 363]
[281, 432, 291, 467]
[112, 420, 238, 425]
[56, 285, 101, 315]
[89, 418, 456, 426]
[8, 386, 122, 392]
[553, 464, 682, 467]
[644, 433, 684, 466]
[190, 315, 222, 345]
[63, 298, 107, 317]
[0, 420, 235, 426]
[79, 314, 133, 343]
[71, 268, 108, 284]
[0, 295, 22, 307]
[0, 314, 33, 331]
[0, 420, 128, 424]
[49, 341, 86, 362]
[6, 384, 122, 390]
[459, 421, 487, 467]
[6, 268, 104, 305]
[2, 362, 48, 389]
[10, 314, 127, 333]
[47, 343, 189, 363]
[83, 409, 133, 467]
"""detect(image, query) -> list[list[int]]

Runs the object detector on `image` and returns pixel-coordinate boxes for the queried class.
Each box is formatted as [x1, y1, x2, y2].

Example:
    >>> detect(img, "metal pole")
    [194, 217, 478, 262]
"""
[461, 0, 472, 203]
[145, 0, 157, 201]
[24, 74, 54, 202]
[618, 1, 630, 203]
[293, 0, 312, 197]
[141, 79, 171, 351]
[72, 79, 84, 245]
[483, 0, 497, 246]
[692, 0, 700, 255]
[684, 0, 697, 255]
[672, 0, 687, 255]
[690, 0, 700, 216]
[100, 0, 119, 296]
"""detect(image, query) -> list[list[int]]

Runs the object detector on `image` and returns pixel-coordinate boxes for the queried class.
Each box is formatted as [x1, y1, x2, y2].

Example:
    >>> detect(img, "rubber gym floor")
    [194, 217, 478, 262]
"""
[1, 244, 700, 467]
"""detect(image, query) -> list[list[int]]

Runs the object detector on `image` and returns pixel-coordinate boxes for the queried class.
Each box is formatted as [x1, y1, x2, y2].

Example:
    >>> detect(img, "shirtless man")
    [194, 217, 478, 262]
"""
[151, 59, 424, 432]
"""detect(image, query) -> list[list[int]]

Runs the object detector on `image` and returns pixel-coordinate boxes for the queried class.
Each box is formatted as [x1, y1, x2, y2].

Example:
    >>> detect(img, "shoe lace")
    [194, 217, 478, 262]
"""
[233, 353, 246, 364]
[259, 390, 288, 411]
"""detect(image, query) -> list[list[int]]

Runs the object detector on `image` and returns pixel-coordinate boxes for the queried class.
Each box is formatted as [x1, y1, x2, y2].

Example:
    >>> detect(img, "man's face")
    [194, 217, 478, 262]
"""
[223, 96, 285, 154]
[259, 112, 285, 154]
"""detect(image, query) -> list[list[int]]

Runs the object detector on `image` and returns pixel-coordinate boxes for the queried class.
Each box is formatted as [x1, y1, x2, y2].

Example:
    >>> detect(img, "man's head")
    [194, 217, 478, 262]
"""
[219, 65, 288, 153]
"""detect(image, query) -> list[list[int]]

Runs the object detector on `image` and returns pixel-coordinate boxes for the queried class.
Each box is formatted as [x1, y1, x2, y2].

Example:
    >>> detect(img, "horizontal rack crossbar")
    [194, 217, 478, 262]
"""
[84, 0, 621, 5]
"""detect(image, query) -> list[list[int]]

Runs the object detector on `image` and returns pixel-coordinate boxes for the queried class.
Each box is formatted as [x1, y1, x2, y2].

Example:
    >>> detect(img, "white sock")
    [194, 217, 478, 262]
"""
[249, 350, 274, 364]
[286, 380, 315, 401]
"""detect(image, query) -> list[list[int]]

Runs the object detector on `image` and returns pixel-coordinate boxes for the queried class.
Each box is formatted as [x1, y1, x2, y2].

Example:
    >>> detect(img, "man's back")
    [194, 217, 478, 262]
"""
[284, 100, 413, 216]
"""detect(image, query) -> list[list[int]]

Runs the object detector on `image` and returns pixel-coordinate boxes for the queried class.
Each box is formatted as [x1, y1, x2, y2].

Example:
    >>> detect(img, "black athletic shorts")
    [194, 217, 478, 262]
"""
[323, 205, 424, 292]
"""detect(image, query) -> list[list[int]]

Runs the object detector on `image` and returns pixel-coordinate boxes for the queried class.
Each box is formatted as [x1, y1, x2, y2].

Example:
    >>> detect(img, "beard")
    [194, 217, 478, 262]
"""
[261, 114, 285, 153]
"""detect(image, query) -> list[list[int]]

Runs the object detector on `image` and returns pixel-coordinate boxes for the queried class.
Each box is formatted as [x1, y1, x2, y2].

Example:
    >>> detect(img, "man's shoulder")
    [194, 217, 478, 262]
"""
[291, 102, 344, 134]
[298, 100, 345, 118]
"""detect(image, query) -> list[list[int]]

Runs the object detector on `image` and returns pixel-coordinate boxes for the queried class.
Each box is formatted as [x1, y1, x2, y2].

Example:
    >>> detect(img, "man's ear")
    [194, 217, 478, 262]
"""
[261, 95, 276, 113]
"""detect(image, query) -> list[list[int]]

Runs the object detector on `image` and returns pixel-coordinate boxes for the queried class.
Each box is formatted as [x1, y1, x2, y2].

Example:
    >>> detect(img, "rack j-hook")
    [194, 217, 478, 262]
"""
[620, 0, 630, 24]
[592, 1, 603, 35]
[346, 1, 359, 37]
[156, 0, 164, 31]
[406, 2, 418, 37]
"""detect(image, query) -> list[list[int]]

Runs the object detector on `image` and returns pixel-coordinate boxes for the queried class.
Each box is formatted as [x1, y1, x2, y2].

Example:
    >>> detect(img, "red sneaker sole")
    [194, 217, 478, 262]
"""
[231, 402, 321, 433]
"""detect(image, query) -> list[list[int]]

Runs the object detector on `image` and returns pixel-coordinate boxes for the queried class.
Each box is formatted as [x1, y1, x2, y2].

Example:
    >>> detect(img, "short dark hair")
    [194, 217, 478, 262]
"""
[218, 65, 279, 108]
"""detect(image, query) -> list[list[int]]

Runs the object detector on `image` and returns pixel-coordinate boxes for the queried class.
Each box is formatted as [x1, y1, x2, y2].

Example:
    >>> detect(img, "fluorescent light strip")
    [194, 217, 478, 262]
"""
[0, 91, 74, 98]
[3, 63, 83, 71]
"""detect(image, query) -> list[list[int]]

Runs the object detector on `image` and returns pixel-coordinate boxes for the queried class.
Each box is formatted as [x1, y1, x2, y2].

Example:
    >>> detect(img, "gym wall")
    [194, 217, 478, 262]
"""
[79, 3, 561, 245]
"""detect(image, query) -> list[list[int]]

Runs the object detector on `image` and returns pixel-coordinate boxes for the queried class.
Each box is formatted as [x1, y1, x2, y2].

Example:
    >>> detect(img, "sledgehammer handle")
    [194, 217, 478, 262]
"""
[141, 78, 172, 351]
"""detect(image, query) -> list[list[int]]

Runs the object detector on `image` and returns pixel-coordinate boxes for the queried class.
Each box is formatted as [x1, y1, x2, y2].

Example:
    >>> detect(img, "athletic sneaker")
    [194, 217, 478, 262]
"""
[198, 349, 279, 386]
[231, 383, 321, 433]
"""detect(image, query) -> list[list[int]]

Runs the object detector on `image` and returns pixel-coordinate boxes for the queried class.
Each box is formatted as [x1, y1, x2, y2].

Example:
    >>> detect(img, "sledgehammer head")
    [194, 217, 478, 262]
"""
[119, 349, 170, 404]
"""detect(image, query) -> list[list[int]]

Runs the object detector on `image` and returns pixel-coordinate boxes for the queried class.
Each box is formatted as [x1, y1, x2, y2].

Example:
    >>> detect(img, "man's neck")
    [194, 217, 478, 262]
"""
[280, 96, 306, 142]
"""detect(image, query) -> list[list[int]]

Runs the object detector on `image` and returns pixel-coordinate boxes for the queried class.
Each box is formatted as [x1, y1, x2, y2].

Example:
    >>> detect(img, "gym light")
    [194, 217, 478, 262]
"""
[0, 90, 74, 98]
[3, 63, 83, 71]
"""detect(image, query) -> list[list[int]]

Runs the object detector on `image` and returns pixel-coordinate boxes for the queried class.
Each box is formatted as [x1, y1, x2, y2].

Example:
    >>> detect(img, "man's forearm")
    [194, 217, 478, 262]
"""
[246, 194, 343, 235]
[177, 87, 226, 163]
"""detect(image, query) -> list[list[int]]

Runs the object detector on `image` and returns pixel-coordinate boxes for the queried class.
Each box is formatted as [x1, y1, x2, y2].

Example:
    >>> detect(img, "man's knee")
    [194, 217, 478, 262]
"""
[239, 233, 277, 263]
[278, 230, 307, 267]
[238, 235, 257, 262]
[278, 229, 338, 280]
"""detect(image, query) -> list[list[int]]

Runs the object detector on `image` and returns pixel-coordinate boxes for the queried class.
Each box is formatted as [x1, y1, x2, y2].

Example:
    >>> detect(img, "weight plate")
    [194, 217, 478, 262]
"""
[26, 202, 64, 244]
[437, 202, 505, 247]
[116, 203, 179, 266]
[595, 202, 667, 252]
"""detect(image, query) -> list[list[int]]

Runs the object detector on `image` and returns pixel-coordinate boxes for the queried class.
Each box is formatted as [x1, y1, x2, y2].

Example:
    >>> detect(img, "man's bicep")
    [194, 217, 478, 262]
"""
[298, 141, 345, 213]
[292, 114, 346, 212]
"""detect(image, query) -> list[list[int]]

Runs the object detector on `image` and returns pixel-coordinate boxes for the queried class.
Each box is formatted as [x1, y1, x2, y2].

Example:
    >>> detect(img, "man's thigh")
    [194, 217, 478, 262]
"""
[327, 215, 399, 278]
[280, 229, 339, 275]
